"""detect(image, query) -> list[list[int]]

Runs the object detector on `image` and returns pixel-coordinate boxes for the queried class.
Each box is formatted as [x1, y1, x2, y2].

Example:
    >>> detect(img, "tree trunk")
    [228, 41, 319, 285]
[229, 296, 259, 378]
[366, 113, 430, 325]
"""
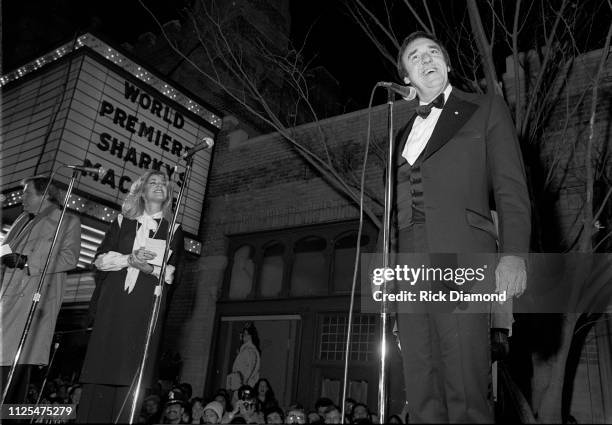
[531, 313, 579, 423]
[466, 0, 501, 95]
[579, 22, 612, 252]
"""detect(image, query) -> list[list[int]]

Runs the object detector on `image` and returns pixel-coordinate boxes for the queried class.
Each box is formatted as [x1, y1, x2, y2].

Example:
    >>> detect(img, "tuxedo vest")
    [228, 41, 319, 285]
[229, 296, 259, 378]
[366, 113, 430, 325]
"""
[395, 147, 425, 229]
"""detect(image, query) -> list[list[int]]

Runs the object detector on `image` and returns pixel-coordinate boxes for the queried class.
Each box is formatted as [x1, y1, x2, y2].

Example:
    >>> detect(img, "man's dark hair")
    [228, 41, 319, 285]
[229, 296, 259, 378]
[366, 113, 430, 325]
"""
[396, 31, 451, 79]
[22, 176, 61, 206]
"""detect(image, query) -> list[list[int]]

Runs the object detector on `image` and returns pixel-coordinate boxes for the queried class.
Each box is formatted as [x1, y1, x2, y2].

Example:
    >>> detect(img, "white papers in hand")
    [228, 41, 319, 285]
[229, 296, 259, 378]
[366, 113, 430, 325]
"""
[145, 238, 172, 267]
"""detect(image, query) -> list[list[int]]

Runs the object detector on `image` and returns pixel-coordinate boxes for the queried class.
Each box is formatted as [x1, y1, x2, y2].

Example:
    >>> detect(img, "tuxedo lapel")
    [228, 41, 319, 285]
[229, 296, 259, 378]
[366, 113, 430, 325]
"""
[423, 91, 479, 161]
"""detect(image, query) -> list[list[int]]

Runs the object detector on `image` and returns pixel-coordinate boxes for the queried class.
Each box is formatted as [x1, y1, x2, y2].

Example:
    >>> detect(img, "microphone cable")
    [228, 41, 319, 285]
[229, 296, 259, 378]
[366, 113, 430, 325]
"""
[340, 83, 382, 421]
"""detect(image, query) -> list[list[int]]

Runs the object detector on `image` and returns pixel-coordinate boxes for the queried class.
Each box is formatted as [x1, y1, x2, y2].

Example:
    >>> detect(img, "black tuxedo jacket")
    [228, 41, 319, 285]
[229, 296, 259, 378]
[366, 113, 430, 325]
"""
[391, 88, 531, 255]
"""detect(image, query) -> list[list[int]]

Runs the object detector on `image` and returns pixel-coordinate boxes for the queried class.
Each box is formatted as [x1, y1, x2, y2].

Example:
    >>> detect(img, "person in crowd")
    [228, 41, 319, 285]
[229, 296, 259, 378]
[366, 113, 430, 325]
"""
[351, 403, 370, 423]
[323, 406, 342, 424]
[264, 406, 284, 424]
[163, 389, 188, 424]
[307, 410, 323, 424]
[388, 414, 403, 424]
[214, 388, 232, 413]
[26, 384, 39, 404]
[142, 394, 162, 424]
[314, 398, 334, 418]
[343, 398, 356, 423]
[226, 322, 261, 395]
[387, 31, 530, 423]
[191, 397, 205, 424]
[68, 384, 82, 404]
[285, 406, 306, 424]
[202, 400, 224, 424]
[77, 170, 185, 423]
[68, 384, 82, 407]
[223, 385, 263, 424]
[254, 378, 278, 411]
[1, 176, 81, 403]
[56, 383, 68, 403]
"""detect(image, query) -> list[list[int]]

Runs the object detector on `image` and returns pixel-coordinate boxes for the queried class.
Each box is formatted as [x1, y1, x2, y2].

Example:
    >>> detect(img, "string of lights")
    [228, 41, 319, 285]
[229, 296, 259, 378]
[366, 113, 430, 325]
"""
[2, 189, 202, 256]
[0, 33, 222, 130]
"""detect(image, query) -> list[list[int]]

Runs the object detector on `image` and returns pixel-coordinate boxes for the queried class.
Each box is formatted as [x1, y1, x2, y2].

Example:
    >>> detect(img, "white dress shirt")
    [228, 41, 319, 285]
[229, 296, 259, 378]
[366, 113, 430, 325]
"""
[402, 85, 453, 165]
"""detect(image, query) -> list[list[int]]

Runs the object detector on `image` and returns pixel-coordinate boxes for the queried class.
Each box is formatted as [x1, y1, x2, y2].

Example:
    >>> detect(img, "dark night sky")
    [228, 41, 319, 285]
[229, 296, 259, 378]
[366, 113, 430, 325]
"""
[3, 0, 395, 108]
[4, 1, 610, 109]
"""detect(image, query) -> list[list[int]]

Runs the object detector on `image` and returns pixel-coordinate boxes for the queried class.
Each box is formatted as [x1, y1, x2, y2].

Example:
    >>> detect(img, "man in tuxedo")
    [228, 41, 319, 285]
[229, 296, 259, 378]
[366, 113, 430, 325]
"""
[391, 32, 530, 423]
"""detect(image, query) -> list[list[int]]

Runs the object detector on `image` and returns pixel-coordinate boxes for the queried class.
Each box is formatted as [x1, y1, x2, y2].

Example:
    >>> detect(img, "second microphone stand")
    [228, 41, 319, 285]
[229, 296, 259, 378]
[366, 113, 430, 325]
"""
[127, 156, 194, 424]
[1, 170, 78, 405]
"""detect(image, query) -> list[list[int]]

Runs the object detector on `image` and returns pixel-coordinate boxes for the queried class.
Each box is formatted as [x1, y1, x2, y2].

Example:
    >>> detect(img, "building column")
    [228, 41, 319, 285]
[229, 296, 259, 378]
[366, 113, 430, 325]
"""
[177, 255, 227, 397]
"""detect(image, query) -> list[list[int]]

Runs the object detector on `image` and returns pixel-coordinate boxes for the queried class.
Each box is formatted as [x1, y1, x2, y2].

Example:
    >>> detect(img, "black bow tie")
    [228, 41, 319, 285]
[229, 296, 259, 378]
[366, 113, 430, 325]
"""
[415, 92, 445, 118]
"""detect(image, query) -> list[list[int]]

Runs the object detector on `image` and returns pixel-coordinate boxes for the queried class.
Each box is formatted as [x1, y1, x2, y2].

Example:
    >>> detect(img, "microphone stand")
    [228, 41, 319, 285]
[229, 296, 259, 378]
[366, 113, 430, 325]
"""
[30, 340, 60, 423]
[377, 88, 395, 424]
[1, 170, 79, 405]
[127, 156, 194, 424]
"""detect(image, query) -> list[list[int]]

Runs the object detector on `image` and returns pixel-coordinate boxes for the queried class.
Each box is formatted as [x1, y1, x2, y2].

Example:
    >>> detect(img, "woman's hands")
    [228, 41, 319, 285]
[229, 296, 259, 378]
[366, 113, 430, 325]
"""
[128, 247, 156, 274]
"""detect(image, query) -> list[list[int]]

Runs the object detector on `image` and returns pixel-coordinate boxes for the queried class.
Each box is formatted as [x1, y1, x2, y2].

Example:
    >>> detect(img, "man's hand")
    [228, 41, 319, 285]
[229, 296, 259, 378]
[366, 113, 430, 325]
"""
[1, 253, 28, 269]
[495, 255, 526, 299]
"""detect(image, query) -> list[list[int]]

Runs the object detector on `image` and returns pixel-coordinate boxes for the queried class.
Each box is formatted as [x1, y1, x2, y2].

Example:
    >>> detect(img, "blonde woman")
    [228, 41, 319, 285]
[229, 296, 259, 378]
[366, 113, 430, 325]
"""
[77, 171, 184, 423]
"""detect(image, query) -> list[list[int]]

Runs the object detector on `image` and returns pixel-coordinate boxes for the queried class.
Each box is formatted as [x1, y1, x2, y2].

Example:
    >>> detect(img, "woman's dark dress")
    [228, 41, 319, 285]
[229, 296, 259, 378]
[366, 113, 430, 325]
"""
[77, 216, 183, 423]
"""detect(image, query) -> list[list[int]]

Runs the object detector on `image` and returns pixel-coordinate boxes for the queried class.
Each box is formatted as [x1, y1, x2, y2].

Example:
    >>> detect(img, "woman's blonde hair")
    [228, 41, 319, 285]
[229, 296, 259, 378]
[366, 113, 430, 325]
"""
[121, 170, 174, 219]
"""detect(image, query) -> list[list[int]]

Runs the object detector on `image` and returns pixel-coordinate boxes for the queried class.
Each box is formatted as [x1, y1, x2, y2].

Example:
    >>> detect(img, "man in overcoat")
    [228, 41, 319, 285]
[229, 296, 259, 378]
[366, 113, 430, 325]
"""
[1, 176, 81, 402]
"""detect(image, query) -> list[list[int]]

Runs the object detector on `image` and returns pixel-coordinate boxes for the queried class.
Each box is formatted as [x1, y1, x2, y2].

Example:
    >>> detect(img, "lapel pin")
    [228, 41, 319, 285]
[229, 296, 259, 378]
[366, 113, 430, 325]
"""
[454, 111, 459, 115]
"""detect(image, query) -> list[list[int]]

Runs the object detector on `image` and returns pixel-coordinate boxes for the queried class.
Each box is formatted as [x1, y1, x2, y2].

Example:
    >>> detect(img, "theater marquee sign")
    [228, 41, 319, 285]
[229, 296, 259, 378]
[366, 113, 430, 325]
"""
[88, 81, 193, 193]
[1, 41, 218, 236]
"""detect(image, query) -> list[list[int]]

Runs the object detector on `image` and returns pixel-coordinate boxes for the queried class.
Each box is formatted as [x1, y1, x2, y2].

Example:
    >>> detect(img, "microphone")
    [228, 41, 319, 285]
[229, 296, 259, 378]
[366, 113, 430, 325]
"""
[183, 137, 214, 160]
[65, 164, 106, 176]
[377, 82, 417, 100]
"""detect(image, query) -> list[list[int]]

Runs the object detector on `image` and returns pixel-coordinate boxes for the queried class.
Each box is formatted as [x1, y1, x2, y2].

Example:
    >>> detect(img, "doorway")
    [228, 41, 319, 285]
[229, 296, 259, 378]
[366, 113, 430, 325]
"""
[212, 315, 300, 408]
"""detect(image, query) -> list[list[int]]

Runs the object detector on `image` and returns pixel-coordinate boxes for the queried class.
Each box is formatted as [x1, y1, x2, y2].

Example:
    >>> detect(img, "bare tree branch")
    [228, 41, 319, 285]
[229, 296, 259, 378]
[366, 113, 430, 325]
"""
[139, 0, 384, 227]
[421, 0, 435, 34]
[400, 0, 433, 33]
[520, 0, 570, 139]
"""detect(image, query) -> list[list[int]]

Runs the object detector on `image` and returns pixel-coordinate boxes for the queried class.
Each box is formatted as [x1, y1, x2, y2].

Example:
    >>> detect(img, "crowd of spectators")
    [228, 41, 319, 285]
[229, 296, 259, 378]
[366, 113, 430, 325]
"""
[23, 374, 407, 424]
[136, 380, 408, 424]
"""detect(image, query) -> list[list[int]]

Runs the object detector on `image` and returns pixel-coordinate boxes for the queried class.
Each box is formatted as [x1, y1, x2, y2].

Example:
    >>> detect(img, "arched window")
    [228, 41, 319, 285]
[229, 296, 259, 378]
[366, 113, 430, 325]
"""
[333, 233, 370, 293]
[290, 236, 328, 296]
[228, 245, 254, 299]
[258, 242, 284, 297]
